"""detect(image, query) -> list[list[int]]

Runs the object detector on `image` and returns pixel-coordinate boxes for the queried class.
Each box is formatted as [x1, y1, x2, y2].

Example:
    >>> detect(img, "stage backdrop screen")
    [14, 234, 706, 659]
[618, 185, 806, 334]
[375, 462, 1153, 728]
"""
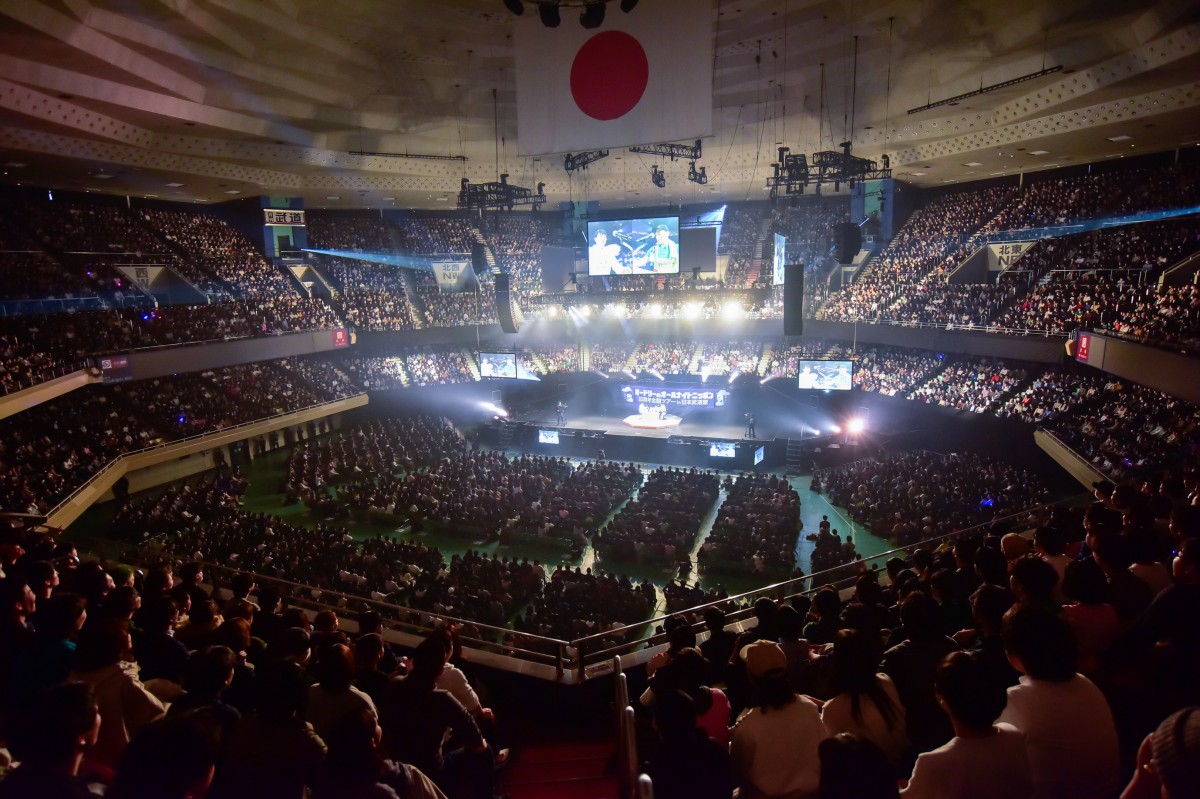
[754, 446, 765, 465]
[773, 233, 787, 284]
[710, 442, 736, 458]
[796, 360, 853, 390]
[538, 430, 559, 445]
[621, 384, 730, 411]
[479, 352, 517, 379]
[588, 216, 680, 275]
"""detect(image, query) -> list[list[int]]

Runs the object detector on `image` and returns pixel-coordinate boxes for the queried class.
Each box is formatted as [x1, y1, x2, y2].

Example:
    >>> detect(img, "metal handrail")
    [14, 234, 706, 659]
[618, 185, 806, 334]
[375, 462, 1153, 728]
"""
[564, 494, 1085, 680]
[0, 360, 92, 395]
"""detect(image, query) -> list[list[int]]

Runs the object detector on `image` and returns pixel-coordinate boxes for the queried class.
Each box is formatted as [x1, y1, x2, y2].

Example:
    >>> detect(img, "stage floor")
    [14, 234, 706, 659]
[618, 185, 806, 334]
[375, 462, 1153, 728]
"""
[544, 413, 767, 441]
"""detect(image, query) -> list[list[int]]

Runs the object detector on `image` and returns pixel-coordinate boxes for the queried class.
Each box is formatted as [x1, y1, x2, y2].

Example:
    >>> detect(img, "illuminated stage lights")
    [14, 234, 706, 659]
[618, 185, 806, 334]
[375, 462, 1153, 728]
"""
[847, 418, 866, 434]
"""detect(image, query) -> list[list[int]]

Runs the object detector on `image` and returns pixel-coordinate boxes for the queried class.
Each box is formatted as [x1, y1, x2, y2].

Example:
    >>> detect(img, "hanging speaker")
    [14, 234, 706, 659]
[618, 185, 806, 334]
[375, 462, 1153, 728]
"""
[783, 263, 804, 336]
[471, 242, 489, 275]
[495, 273, 519, 334]
[835, 222, 862, 264]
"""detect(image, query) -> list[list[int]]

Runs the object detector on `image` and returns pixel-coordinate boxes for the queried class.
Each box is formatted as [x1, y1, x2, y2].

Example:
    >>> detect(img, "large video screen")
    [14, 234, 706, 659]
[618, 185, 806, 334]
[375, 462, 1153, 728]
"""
[621, 384, 730, 411]
[587, 216, 680, 275]
[479, 352, 516, 379]
[796, 360, 854, 391]
[754, 446, 765, 465]
[773, 233, 787, 285]
[710, 442, 736, 458]
[538, 430, 559, 445]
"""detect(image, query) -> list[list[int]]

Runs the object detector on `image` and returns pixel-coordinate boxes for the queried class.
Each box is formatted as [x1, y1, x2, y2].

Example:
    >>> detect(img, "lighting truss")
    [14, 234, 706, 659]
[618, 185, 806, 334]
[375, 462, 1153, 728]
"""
[629, 139, 702, 161]
[563, 149, 609, 172]
[457, 174, 546, 212]
[810, 143, 892, 190]
[765, 147, 809, 198]
[908, 66, 1062, 115]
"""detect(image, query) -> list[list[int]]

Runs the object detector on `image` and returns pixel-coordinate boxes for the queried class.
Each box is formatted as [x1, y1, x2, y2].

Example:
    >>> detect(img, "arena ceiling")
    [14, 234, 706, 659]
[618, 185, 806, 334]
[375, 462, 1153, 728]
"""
[0, 0, 1197, 210]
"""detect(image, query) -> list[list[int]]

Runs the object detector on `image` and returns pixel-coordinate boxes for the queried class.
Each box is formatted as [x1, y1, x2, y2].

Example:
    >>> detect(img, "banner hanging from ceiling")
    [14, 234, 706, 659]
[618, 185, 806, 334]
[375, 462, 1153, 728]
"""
[514, 0, 713, 155]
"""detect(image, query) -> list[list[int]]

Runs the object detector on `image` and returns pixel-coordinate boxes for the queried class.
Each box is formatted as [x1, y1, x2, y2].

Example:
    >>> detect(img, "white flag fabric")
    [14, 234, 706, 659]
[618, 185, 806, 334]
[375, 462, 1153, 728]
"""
[515, 0, 713, 156]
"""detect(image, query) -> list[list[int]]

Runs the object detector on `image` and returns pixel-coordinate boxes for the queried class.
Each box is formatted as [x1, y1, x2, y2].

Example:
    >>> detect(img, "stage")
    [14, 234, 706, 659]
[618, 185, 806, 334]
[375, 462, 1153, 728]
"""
[548, 413, 764, 441]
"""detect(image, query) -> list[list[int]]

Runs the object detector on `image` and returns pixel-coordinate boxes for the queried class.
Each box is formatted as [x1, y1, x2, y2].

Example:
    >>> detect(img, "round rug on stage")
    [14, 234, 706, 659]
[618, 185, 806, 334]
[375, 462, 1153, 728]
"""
[623, 414, 683, 430]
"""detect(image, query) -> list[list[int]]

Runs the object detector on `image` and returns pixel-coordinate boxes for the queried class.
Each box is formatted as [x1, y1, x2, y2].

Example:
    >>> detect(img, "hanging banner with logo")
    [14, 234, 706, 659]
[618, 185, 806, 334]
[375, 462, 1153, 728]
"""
[621, 384, 729, 411]
[515, 0, 713, 155]
[431, 260, 472, 292]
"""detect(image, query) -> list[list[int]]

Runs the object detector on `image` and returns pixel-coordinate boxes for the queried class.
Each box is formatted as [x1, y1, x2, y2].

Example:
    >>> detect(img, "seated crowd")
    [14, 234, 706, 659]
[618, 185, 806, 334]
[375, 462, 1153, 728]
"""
[699, 473, 801, 577]
[593, 467, 721, 565]
[0, 359, 360, 514]
[634, 461, 1200, 799]
[811, 450, 1050, 544]
[906, 357, 1028, 414]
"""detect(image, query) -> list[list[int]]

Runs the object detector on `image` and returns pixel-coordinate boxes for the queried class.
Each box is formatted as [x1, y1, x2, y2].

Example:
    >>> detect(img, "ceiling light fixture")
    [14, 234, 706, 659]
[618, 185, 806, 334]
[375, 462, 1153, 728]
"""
[580, 2, 605, 28]
[538, 2, 560, 27]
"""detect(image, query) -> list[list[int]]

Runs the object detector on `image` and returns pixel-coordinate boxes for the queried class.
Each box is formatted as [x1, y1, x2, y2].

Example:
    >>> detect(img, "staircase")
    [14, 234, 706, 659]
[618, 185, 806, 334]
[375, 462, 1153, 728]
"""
[687, 346, 706, 375]
[786, 438, 808, 475]
[756, 343, 775, 376]
[503, 741, 619, 799]
[497, 421, 517, 451]
[528, 352, 549, 374]
[401, 272, 429, 330]
[469, 226, 499, 273]
[747, 258, 764, 286]
[581, 343, 592, 372]
[463, 349, 482, 381]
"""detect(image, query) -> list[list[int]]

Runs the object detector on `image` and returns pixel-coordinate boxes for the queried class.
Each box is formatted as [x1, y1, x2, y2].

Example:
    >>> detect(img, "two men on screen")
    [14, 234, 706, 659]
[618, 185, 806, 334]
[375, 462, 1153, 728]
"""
[591, 224, 678, 275]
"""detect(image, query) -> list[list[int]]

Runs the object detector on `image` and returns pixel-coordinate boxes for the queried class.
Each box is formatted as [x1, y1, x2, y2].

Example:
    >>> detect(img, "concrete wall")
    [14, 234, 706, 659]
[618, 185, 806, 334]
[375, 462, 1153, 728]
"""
[1035, 429, 1106, 491]
[119, 328, 351, 381]
[0, 369, 97, 421]
[1075, 332, 1200, 405]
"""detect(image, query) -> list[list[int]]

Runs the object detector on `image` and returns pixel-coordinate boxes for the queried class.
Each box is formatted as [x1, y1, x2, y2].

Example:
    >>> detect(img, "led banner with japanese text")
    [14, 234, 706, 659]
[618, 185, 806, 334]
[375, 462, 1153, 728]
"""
[621, 384, 730, 410]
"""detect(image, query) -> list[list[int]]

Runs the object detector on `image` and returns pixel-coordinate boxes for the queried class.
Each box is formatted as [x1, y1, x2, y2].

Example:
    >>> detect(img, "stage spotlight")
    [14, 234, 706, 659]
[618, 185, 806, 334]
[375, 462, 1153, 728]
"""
[578, 304, 592, 317]
[847, 418, 866, 434]
[595, 370, 609, 379]
[682, 302, 702, 319]
[722, 300, 744, 320]
[830, 424, 842, 434]
[623, 369, 637, 379]
[620, 0, 638, 10]
[503, 0, 524, 15]
[648, 369, 665, 382]
[647, 303, 663, 319]
[580, 2, 605, 28]
[538, 2, 560, 27]
[728, 370, 740, 385]
[650, 165, 666, 188]
[482, 402, 508, 417]
[700, 367, 710, 384]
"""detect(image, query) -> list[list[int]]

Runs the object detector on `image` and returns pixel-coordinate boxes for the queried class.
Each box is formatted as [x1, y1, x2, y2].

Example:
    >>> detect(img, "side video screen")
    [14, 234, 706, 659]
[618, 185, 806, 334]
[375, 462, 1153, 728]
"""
[796, 360, 853, 391]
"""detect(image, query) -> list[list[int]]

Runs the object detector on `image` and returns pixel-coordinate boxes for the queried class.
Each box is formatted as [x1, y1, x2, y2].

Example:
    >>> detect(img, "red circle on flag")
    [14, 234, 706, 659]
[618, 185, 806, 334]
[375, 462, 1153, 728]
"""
[570, 31, 649, 121]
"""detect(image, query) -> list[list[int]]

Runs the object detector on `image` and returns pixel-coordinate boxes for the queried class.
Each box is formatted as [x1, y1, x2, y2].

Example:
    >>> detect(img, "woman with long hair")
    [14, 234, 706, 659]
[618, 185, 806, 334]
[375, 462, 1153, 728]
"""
[821, 629, 909, 770]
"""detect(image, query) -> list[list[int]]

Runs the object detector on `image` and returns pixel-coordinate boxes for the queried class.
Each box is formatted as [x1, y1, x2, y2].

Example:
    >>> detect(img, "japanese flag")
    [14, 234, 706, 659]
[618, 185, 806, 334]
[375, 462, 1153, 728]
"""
[515, 0, 713, 156]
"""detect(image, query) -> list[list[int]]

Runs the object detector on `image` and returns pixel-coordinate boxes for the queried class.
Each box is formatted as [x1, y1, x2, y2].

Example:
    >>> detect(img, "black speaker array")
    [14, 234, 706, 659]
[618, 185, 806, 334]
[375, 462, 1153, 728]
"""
[471, 242, 489, 275]
[495, 273, 519, 334]
[835, 222, 862, 264]
[783, 263, 804, 336]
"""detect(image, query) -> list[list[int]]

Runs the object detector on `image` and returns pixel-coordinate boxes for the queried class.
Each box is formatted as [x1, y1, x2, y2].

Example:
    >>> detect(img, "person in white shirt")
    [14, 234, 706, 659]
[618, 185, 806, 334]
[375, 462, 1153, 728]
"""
[901, 650, 1031, 799]
[996, 606, 1120, 799]
[731, 641, 829, 799]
